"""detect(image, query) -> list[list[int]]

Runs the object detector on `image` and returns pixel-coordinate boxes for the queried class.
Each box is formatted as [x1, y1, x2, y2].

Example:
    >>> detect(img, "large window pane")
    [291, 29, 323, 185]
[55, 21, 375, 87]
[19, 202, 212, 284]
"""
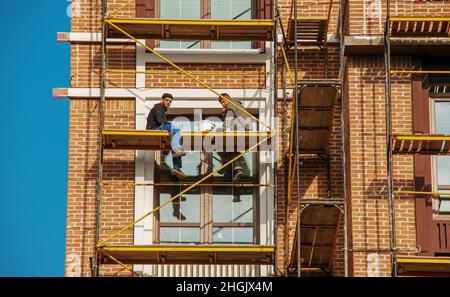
[160, 0, 201, 49]
[160, 192, 200, 223]
[213, 152, 256, 178]
[206, 114, 257, 179]
[436, 102, 450, 214]
[439, 194, 450, 213]
[160, 227, 200, 244]
[211, 0, 252, 49]
[437, 157, 450, 186]
[435, 102, 450, 134]
[213, 192, 253, 223]
[161, 152, 202, 178]
[213, 227, 253, 244]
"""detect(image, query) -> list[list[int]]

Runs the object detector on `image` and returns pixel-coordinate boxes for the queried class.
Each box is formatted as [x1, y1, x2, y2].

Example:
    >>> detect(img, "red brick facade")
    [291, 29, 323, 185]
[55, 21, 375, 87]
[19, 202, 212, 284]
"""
[66, 99, 135, 276]
[64, 0, 449, 277]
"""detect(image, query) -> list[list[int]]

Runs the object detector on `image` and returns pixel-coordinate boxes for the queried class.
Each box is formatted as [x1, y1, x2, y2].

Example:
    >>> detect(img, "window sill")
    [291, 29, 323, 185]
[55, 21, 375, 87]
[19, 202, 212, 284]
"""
[142, 48, 270, 64]
[154, 48, 262, 55]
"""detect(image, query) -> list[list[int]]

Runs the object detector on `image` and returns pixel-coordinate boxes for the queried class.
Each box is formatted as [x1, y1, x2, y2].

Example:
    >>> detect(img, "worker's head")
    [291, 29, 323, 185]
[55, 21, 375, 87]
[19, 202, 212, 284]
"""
[218, 93, 231, 108]
[161, 93, 174, 108]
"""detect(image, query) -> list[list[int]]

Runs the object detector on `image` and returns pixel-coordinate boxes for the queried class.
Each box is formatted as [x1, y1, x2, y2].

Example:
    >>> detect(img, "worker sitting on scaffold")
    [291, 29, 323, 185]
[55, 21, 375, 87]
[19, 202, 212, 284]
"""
[217, 93, 253, 188]
[146, 93, 187, 180]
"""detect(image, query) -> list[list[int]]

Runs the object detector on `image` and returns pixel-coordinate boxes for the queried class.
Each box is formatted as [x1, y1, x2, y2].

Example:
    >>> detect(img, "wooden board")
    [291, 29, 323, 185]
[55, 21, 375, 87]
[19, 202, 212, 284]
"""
[99, 245, 275, 265]
[289, 204, 342, 269]
[106, 19, 275, 41]
[297, 84, 340, 154]
[102, 130, 272, 151]
[392, 135, 450, 155]
[103, 130, 171, 150]
[287, 19, 328, 46]
[397, 256, 450, 276]
[391, 19, 450, 37]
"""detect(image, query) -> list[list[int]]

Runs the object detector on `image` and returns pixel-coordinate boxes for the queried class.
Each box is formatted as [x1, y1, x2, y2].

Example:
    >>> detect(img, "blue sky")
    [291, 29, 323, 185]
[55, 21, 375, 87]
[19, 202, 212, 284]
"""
[0, 1, 70, 276]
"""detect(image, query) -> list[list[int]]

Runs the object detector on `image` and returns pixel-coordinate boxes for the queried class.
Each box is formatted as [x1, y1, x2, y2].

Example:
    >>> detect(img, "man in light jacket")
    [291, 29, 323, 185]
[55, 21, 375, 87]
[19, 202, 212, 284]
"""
[217, 93, 253, 184]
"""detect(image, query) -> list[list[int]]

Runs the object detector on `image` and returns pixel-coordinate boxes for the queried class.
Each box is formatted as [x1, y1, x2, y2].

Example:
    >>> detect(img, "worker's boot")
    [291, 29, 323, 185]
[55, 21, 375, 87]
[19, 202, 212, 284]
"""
[172, 167, 187, 179]
[232, 168, 243, 182]
[173, 149, 186, 158]
[173, 210, 186, 221]
[217, 166, 226, 175]
[178, 196, 187, 202]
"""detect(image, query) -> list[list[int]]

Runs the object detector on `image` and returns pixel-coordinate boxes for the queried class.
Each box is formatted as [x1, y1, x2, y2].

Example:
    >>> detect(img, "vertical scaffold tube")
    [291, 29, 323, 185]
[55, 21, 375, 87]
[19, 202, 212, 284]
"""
[94, 0, 108, 277]
[338, 0, 349, 277]
[384, 0, 397, 277]
[273, 0, 278, 276]
[293, 0, 301, 278]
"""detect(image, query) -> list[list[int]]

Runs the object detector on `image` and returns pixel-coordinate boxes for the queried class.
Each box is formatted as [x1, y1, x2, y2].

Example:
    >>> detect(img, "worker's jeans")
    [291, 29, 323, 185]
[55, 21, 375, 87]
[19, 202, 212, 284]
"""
[156, 122, 182, 169]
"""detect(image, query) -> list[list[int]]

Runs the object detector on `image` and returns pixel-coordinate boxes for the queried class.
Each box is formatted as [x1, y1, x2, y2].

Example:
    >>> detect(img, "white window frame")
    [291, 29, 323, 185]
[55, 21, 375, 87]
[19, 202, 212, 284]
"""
[431, 98, 450, 219]
[133, 34, 276, 275]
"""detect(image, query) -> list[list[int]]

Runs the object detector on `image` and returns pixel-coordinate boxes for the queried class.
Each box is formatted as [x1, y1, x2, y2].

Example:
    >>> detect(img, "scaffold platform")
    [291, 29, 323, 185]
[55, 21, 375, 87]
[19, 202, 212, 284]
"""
[98, 245, 275, 265]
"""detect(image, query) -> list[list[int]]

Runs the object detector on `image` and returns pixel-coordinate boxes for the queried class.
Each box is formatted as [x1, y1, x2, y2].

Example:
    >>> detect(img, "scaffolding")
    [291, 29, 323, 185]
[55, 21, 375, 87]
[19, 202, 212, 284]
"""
[93, 0, 277, 277]
[384, 0, 450, 277]
[72, 0, 450, 278]
[279, 0, 348, 277]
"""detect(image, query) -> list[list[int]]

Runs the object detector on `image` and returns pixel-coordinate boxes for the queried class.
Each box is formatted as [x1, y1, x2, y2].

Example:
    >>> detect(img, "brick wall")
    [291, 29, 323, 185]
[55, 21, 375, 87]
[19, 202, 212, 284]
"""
[145, 63, 266, 88]
[65, 99, 135, 277]
[277, 47, 340, 87]
[347, 56, 416, 276]
[71, 0, 135, 32]
[70, 44, 136, 88]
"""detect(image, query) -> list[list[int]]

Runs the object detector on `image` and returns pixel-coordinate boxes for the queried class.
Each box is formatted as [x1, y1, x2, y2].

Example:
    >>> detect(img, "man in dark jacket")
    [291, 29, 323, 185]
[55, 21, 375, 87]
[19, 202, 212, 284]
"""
[147, 93, 187, 179]
[217, 93, 253, 185]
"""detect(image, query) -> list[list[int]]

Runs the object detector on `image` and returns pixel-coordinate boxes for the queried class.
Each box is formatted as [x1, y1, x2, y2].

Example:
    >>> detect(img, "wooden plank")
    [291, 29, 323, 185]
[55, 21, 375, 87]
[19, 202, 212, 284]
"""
[103, 130, 171, 150]
[102, 130, 271, 151]
[299, 110, 333, 128]
[391, 19, 450, 37]
[392, 135, 450, 155]
[99, 245, 275, 265]
[397, 256, 450, 276]
[296, 85, 339, 153]
[106, 19, 274, 41]
[290, 205, 341, 269]
[287, 19, 328, 45]
[299, 130, 329, 153]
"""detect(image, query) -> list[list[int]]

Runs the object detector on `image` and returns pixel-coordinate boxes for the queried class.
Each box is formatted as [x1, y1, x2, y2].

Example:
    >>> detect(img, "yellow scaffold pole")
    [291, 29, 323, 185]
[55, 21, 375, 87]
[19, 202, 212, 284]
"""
[394, 190, 450, 196]
[391, 70, 450, 75]
[280, 43, 298, 274]
[280, 45, 297, 206]
[280, 44, 295, 85]
[106, 69, 268, 76]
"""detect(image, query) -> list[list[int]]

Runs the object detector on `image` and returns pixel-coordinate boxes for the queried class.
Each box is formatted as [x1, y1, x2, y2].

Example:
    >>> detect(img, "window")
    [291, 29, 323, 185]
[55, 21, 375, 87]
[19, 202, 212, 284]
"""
[160, 0, 201, 49]
[210, 0, 252, 50]
[434, 101, 450, 214]
[213, 187, 255, 244]
[153, 113, 260, 244]
[155, 115, 203, 243]
[158, 0, 254, 49]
